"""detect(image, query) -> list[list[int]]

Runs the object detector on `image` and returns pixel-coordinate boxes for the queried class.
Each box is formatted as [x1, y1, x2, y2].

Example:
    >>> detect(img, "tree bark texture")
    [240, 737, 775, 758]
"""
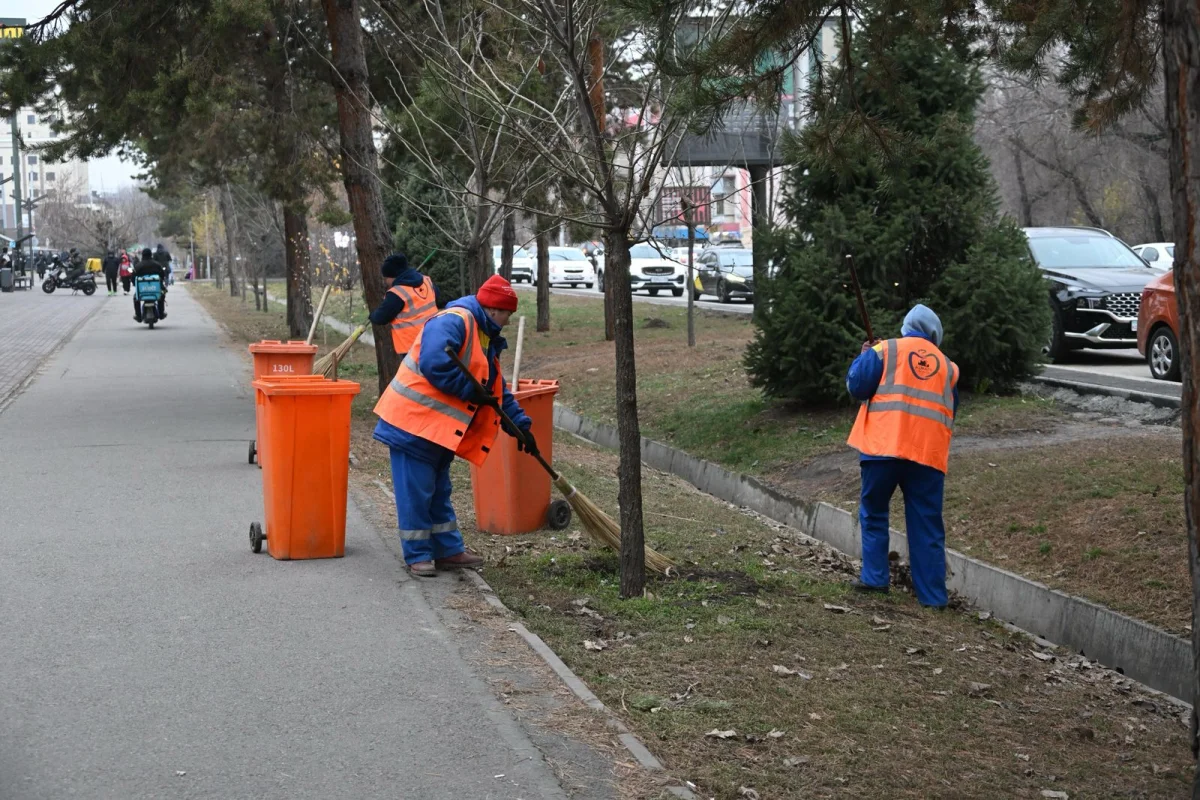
[748, 165, 769, 323]
[536, 226, 550, 332]
[605, 236, 646, 598]
[321, 0, 399, 394]
[1011, 144, 1034, 227]
[602, 232, 615, 341]
[218, 185, 240, 298]
[1162, 0, 1200, 784]
[283, 206, 314, 339]
[500, 213, 515, 281]
[467, 240, 491, 296]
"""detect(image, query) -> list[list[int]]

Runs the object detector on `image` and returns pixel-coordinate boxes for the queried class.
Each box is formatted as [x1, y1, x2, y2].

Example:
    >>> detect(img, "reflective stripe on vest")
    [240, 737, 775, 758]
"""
[846, 337, 958, 473]
[388, 276, 437, 353]
[372, 306, 503, 466]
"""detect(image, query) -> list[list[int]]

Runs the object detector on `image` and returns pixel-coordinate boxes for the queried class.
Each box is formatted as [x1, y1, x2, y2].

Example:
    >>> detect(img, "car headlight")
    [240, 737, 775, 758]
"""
[725, 273, 746, 284]
[1052, 280, 1102, 303]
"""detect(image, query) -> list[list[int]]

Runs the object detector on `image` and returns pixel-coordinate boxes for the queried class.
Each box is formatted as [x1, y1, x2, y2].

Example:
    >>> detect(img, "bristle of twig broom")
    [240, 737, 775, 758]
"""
[315, 324, 367, 377]
[553, 474, 674, 574]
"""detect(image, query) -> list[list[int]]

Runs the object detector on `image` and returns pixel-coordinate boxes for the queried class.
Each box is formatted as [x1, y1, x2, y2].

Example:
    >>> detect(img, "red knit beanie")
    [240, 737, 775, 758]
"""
[476, 274, 519, 312]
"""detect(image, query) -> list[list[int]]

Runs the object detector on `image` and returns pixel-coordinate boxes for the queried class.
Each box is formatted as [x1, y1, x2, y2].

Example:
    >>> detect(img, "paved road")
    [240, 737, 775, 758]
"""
[0, 286, 572, 799]
[1042, 348, 1181, 401]
[515, 283, 754, 314]
[0, 284, 105, 405]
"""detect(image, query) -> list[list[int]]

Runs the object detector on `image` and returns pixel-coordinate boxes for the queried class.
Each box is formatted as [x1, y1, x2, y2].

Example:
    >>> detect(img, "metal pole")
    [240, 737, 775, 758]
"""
[204, 193, 211, 279]
[11, 115, 22, 257]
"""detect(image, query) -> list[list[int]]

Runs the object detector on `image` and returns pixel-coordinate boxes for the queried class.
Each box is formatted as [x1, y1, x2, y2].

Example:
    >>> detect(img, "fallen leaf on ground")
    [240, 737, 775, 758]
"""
[1016, 753, 1030, 761]
[738, 788, 760, 800]
[772, 665, 813, 679]
[871, 615, 888, 625]
[706, 729, 737, 739]
[933, 668, 943, 675]
[683, 635, 694, 644]
[905, 647, 926, 656]
[583, 639, 608, 651]
[824, 603, 851, 614]
[873, 624, 892, 632]
[1032, 651, 1055, 662]
[978, 611, 992, 621]
[717, 615, 733, 626]
[1040, 791, 1068, 799]
[767, 729, 786, 739]
[782, 756, 810, 768]
[966, 682, 992, 697]
[808, 712, 822, 721]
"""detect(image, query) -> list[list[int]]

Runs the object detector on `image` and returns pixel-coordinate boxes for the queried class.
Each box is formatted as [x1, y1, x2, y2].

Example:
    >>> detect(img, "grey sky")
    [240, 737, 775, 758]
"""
[1, 0, 139, 189]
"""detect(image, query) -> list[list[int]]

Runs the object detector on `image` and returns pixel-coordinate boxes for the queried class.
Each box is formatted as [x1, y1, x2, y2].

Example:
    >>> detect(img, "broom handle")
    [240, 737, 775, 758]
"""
[443, 345, 560, 479]
[845, 254, 875, 343]
[307, 284, 333, 345]
[511, 316, 526, 386]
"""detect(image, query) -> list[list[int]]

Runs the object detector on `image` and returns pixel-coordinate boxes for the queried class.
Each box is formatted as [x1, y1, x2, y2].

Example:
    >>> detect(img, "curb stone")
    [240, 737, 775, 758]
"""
[368, 478, 699, 799]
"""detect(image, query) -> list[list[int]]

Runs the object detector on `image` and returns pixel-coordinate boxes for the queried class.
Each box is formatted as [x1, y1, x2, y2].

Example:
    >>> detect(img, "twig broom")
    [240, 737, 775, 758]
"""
[314, 324, 367, 378]
[445, 346, 673, 574]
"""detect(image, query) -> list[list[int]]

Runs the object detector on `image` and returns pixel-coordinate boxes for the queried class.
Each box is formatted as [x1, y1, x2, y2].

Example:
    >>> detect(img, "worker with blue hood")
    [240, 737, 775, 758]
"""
[844, 304, 959, 608]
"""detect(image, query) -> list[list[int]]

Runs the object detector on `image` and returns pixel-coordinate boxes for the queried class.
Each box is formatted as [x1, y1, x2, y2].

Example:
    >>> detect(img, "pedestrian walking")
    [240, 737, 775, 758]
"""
[368, 252, 443, 361]
[372, 275, 536, 578]
[845, 304, 959, 608]
[119, 250, 133, 294]
[102, 250, 120, 296]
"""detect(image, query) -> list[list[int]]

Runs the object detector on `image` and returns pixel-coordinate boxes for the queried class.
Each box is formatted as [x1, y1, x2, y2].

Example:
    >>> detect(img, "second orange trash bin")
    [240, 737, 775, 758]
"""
[250, 376, 361, 560]
[470, 379, 563, 535]
[247, 340, 318, 466]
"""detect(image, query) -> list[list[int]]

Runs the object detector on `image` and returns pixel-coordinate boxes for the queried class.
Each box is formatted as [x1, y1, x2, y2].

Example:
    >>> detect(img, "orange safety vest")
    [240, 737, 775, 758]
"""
[846, 337, 958, 473]
[386, 276, 437, 354]
[373, 307, 502, 466]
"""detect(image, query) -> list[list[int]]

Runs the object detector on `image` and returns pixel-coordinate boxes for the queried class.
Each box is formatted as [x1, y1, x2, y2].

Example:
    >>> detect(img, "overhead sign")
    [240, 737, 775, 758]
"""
[0, 18, 24, 39]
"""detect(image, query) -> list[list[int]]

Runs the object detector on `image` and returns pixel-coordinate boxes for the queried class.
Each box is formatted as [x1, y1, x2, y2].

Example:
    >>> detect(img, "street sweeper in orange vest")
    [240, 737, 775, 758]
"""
[373, 274, 536, 577]
[368, 252, 443, 359]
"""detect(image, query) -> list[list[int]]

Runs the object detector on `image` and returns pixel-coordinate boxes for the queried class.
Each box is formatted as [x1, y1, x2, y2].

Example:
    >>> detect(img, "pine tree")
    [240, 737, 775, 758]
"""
[746, 15, 1049, 403]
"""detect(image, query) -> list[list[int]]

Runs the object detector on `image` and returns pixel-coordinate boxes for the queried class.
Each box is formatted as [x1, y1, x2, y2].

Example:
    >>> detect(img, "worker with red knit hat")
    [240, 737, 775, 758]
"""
[373, 274, 535, 577]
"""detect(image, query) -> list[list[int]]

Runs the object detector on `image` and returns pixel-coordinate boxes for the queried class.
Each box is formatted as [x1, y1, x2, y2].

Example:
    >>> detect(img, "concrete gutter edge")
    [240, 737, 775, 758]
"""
[1031, 374, 1181, 409]
[462, 570, 700, 800]
[552, 403, 1193, 706]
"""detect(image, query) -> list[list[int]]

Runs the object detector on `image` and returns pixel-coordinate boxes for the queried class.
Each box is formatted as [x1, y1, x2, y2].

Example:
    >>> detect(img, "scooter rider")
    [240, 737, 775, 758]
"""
[133, 247, 167, 322]
[64, 248, 85, 283]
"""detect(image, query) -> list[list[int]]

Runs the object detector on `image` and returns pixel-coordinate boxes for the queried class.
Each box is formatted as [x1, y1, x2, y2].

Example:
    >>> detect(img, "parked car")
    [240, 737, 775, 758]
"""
[594, 243, 684, 296]
[1137, 271, 1180, 381]
[1131, 242, 1174, 271]
[694, 247, 755, 302]
[491, 245, 535, 283]
[532, 246, 594, 288]
[1023, 226, 1159, 360]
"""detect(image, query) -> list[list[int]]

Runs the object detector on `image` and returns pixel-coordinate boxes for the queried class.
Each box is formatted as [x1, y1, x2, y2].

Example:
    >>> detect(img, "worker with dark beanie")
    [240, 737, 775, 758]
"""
[369, 252, 444, 359]
[373, 275, 534, 577]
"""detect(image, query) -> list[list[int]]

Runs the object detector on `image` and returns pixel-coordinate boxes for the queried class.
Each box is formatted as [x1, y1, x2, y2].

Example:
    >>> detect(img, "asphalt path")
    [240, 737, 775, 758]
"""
[0, 287, 571, 799]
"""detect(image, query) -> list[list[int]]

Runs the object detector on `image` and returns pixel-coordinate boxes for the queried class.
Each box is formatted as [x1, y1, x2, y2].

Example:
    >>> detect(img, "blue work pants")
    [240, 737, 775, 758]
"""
[389, 447, 465, 565]
[858, 458, 948, 608]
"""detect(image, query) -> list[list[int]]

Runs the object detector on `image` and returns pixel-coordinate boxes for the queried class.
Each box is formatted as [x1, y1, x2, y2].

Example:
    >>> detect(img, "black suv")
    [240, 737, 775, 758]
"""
[1023, 227, 1158, 360]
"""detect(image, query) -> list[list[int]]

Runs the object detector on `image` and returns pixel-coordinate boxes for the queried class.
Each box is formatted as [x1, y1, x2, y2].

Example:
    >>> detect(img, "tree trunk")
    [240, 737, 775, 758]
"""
[283, 206, 314, 338]
[1138, 167, 1167, 242]
[321, 0, 399, 394]
[467, 239, 491, 295]
[686, 212, 696, 347]
[253, 276, 262, 310]
[603, 232, 615, 341]
[500, 213, 515, 281]
[536, 225, 550, 333]
[604, 235, 646, 598]
[1162, 0, 1200, 782]
[218, 185, 240, 298]
[1011, 144, 1034, 227]
[748, 165, 769, 323]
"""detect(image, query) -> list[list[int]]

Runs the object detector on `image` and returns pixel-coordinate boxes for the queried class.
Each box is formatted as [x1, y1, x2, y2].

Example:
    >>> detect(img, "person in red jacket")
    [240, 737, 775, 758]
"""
[118, 250, 133, 295]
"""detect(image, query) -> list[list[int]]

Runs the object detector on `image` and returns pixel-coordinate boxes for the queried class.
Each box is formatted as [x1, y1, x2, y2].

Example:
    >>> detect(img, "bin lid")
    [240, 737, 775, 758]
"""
[253, 377, 361, 397]
[248, 339, 319, 355]
[513, 379, 560, 401]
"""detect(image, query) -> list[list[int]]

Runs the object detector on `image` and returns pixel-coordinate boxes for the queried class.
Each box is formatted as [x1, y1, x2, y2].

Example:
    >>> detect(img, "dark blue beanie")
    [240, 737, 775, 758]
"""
[381, 252, 408, 278]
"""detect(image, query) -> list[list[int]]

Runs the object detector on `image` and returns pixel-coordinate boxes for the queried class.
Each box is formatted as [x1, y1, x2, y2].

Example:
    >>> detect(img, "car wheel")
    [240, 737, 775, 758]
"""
[692, 286, 702, 301]
[719, 280, 731, 303]
[1044, 301, 1070, 362]
[1148, 326, 1181, 381]
[672, 288, 684, 297]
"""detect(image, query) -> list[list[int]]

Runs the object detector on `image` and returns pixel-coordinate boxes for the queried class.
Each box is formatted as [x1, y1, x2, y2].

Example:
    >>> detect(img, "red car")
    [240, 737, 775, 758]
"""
[1137, 271, 1180, 381]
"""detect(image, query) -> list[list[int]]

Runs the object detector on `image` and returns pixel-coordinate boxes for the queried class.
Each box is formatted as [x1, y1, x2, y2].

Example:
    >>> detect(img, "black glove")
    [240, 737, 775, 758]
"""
[516, 427, 538, 456]
[467, 383, 493, 408]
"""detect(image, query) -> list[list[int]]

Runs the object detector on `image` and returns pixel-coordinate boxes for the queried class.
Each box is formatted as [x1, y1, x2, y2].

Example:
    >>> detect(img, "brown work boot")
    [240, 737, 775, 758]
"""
[435, 551, 485, 570]
[408, 561, 436, 578]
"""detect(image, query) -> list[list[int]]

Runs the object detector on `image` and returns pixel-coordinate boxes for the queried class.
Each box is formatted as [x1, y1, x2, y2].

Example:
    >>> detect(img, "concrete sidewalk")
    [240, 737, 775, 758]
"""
[0, 287, 573, 799]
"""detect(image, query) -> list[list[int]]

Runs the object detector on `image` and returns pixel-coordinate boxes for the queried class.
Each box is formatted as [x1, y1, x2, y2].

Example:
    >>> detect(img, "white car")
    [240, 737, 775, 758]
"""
[596, 242, 685, 297]
[491, 245, 535, 283]
[1131, 242, 1174, 271]
[531, 246, 595, 288]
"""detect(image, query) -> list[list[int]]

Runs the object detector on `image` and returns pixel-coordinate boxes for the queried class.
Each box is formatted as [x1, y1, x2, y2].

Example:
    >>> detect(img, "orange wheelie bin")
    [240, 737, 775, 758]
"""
[470, 379, 571, 535]
[249, 376, 361, 560]
[247, 340, 318, 466]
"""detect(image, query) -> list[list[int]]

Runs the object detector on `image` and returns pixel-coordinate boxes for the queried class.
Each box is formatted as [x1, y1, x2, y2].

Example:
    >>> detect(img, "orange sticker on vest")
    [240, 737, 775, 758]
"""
[907, 350, 941, 380]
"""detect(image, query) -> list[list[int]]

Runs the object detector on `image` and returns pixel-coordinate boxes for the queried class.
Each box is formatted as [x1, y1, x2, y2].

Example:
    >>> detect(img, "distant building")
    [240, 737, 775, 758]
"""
[0, 107, 92, 240]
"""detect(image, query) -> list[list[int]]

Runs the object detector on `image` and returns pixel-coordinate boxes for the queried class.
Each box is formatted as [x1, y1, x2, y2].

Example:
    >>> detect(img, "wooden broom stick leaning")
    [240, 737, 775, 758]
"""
[511, 316, 526, 386]
[307, 284, 333, 346]
[315, 324, 367, 377]
[444, 346, 674, 574]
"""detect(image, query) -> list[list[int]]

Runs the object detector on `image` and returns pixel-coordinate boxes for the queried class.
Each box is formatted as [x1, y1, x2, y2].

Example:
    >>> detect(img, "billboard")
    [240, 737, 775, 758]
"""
[0, 18, 24, 39]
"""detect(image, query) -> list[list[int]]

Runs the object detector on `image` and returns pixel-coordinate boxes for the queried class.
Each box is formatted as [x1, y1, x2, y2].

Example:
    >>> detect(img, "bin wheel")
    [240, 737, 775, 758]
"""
[248, 440, 256, 465]
[250, 522, 265, 553]
[547, 499, 573, 531]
